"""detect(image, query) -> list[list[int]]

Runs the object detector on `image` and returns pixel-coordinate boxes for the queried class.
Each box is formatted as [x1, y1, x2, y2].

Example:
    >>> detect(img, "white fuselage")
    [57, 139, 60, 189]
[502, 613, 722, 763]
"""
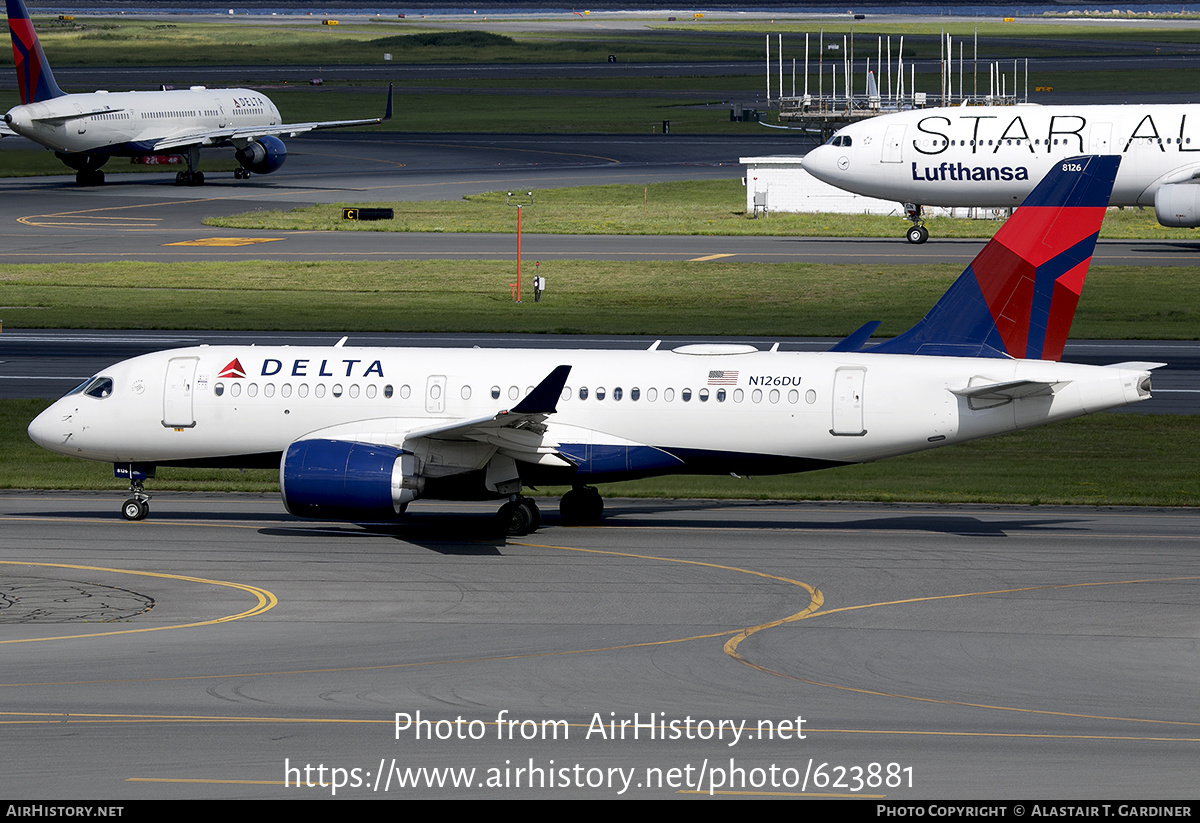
[802, 104, 1200, 207]
[4, 87, 280, 154]
[27, 344, 1153, 482]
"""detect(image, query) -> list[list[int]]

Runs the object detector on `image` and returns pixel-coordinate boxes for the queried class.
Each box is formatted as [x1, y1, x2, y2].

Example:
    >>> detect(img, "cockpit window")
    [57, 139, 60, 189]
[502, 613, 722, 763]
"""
[825, 134, 852, 147]
[78, 376, 114, 399]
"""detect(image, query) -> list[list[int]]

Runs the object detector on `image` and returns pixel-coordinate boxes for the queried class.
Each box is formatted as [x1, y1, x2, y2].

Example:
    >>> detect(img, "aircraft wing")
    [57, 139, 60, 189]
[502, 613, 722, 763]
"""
[291, 365, 577, 472]
[153, 85, 393, 152]
[400, 365, 573, 467]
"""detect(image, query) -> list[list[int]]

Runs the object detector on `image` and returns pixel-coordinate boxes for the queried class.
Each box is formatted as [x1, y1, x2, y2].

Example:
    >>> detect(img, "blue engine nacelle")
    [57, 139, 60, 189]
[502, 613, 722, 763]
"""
[235, 135, 287, 175]
[280, 438, 423, 520]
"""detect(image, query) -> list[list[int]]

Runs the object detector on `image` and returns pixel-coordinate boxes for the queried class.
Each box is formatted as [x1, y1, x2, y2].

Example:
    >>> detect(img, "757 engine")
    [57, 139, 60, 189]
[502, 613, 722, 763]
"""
[234, 135, 287, 175]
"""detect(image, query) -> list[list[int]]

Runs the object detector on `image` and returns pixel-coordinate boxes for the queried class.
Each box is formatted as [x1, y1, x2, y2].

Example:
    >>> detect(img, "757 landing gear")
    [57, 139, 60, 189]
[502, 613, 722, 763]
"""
[559, 486, 604, 525]
[121, 480, 150, 521]
[497, 495, 541, 536]
[174, 146, 205, 186]
[903, 203, 929, 244]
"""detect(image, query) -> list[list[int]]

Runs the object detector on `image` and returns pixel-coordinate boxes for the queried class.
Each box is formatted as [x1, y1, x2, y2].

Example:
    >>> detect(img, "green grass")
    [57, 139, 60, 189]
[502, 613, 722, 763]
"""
[205, 179, 1200, 241]
[11, 15, 767, 67]
[1, 258, 1197, 340]
[6, 398, 1195, 506]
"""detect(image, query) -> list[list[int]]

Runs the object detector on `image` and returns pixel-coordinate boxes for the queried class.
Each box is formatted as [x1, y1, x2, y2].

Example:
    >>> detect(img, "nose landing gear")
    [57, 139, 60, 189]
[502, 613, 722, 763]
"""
[904, 203, 929, 244]
[121, 479, 150, 521]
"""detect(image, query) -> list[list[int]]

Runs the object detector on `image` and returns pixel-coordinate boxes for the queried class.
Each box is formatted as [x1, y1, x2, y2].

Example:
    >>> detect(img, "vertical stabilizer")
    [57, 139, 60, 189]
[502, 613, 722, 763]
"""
[871, 155, 1119, 360]
[7, 0, 64, 104]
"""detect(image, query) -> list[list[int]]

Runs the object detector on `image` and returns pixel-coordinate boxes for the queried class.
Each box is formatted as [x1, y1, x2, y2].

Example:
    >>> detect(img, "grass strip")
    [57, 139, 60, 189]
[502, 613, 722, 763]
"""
[205, 179, 1200, 241]
[1, 260, 1197, 340]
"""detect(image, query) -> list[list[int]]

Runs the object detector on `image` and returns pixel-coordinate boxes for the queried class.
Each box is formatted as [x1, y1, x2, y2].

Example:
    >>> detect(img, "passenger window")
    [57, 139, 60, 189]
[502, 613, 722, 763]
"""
[596, 387, 606, 401]
[613, 387, 623, 401]
[579, 387, 589, 401]
[681, 388, 692, 402]
[631, 387, 640, 401]
[698, 389, 709, 402]
[491, 386, 501, 400]
[214, 382, 225, 397]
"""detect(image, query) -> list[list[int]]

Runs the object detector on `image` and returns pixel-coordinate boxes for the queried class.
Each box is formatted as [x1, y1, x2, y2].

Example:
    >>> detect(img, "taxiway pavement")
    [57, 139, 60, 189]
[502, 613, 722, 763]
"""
[3, 493, 1198, 799]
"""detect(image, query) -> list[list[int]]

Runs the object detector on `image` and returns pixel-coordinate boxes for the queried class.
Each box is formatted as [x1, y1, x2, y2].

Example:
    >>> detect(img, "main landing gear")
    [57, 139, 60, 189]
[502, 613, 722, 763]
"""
[233, 167, 252, 180]
[904, 202, 929, 244]
[559, 486, 604, 526]
[173, 146, 205, 186]
[121, 479, 150, 521]
[497, 495, 541, 536]
[75, 169, 105, 186]
[495, 486, 607, 535]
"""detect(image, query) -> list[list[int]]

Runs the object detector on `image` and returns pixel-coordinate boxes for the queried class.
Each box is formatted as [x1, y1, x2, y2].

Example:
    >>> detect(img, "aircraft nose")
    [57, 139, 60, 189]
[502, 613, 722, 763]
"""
[27, 402, 74, 455]
[27, 405, 57, 448]
[800, 145, 845, 184]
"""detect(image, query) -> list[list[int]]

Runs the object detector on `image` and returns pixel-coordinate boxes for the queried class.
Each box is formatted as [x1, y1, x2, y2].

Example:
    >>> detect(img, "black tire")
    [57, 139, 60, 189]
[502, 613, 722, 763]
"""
[906, 225, 929, 244]
[498, 499, 539, 536]
[122, 498, 148, 521]
[560, 488, 604, 524]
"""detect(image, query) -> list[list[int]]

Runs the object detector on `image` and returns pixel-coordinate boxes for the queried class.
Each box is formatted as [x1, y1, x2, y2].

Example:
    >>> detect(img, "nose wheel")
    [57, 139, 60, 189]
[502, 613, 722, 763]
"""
[121, 480, 150, 521]
[906, 224, 929, 244]
[122, 498, 149, 521]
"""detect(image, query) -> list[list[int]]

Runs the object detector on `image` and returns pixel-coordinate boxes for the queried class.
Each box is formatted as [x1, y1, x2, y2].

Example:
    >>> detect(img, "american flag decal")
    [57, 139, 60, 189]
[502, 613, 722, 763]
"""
[707, 370, 738, 385]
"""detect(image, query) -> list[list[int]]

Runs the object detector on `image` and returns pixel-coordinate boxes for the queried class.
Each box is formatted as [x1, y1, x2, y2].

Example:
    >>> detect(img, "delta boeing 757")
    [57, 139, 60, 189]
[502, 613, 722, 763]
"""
[28, 156, 1158, 533]
[2, 0, 390, 185]
[802, 102, 1200, 242]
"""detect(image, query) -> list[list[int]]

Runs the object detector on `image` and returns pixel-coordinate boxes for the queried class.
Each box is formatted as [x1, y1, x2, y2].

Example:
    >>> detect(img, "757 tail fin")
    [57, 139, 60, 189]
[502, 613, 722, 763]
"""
[870, 155, 1120, 361]
[7, 0, 64, 104]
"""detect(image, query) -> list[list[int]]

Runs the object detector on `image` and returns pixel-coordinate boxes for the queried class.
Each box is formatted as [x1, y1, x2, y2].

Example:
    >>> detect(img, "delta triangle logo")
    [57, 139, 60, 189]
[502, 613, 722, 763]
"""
[218, 358, 247, 379]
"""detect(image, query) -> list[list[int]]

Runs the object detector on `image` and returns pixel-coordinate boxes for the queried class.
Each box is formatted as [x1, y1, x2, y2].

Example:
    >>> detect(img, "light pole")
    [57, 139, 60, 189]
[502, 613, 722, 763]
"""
[506, 191, 533, 302]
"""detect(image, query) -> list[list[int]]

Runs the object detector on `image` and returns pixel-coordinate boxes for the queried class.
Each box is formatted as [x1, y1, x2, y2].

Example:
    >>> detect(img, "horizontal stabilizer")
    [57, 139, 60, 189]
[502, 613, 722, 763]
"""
[1105, 361, 1167, 371]
[951, 379, 1064, 401]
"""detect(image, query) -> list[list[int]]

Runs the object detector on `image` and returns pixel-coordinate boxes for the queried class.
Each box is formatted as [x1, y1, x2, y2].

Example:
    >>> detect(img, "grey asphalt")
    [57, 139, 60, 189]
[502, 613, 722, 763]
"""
[3, 492, 1198, 799]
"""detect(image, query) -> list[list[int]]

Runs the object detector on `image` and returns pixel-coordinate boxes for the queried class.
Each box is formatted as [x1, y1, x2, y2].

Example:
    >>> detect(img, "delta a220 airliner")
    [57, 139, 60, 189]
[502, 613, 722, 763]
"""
[28, 155, 1159, 534]
[802, 101, 1200, 242]
[1, 0, 390, 185]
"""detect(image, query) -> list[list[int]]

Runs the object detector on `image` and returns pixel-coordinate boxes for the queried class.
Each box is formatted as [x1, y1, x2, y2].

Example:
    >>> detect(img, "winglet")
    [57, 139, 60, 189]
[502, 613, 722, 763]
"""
[7, 0, 65, 104]
[870, 155, 1120, 361]
[382, 84, 393, 122]
[509, 365, 571, 415]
